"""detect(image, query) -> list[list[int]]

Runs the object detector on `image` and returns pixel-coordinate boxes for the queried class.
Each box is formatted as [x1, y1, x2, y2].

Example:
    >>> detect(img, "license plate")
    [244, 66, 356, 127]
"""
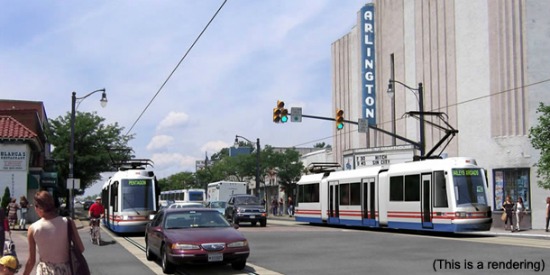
[249, 215, 255, 219]
[208, 253, 223, 262]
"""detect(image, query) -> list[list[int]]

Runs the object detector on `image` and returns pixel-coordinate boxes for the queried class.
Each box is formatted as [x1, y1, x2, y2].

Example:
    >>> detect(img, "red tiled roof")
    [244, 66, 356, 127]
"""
[0, 115, 38, 139]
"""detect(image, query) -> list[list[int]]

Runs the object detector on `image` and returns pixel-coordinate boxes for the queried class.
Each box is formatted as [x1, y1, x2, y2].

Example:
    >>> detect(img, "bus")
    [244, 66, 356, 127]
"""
[159, 188, 206, 207]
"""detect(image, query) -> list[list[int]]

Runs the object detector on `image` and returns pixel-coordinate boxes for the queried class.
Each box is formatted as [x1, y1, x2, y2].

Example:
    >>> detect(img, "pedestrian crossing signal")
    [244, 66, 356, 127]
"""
[336, 109, 344, 130]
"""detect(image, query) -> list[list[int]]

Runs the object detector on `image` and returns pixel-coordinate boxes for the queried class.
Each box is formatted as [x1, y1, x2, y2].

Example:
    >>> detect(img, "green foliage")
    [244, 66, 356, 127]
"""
[46, 111, 134, 194]
[158, 172, 200, 191]
[529, 102, 550, 189]
[1, 187, 11, 210]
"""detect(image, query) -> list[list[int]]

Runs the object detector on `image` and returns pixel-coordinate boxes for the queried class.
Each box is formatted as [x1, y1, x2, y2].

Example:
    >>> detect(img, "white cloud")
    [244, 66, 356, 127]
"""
[146, 135, 174, 151]
[157, 112, 189, 130]
[201, 140, 230, 156]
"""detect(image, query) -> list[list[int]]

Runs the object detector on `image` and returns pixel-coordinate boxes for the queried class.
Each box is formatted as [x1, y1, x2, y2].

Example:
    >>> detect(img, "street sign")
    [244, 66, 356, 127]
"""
[291, 107, 302, 122]
[358, 118, 368, 133]
[67, 178, 81, 189]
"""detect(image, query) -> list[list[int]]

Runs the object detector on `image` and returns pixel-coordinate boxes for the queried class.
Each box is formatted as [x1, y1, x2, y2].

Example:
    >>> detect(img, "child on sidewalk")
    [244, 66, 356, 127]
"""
[0, 255, 19, 275]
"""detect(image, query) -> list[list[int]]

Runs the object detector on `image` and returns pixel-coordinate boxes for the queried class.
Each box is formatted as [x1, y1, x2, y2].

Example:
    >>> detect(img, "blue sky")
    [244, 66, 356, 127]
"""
[0, 1, 369, 194]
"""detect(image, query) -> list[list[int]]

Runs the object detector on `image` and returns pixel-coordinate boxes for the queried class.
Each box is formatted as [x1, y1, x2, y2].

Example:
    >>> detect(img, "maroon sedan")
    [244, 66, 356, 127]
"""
[145, 208, 250, 274]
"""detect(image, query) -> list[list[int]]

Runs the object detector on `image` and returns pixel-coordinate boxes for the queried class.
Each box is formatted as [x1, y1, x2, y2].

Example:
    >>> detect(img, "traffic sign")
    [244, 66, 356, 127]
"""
[291, 107, 302, 122]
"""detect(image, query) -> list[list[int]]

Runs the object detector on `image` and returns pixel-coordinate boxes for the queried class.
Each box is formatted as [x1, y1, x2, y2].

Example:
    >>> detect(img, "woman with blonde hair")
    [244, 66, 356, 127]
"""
[22, 190, 84, 275]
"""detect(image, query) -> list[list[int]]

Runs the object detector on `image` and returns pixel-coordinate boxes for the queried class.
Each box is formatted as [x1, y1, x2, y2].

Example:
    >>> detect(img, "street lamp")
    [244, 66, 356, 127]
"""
[69, 88, 107, 218]
[234, 135, 260, 196]
[387, 80, 425, 158]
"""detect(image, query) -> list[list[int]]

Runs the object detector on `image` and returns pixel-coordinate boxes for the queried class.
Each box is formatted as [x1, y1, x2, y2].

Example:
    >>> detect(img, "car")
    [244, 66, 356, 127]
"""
[145, 208, 249, 273]
[167, 202, 205, 209]
[206, 201, 227, 215]
[225, 194, 267, 227]
[83, 200, 94, 210]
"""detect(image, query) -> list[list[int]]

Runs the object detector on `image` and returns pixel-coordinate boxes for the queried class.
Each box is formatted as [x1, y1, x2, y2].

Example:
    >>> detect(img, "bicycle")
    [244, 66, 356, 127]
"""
[89, 217, 101, 245]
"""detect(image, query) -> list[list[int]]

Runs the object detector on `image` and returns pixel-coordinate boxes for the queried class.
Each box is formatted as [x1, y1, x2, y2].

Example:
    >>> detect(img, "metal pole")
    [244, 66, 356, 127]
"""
[418, 82, 425, 158]
[69, 92, 76, 219]
[256, 138, 260, 197]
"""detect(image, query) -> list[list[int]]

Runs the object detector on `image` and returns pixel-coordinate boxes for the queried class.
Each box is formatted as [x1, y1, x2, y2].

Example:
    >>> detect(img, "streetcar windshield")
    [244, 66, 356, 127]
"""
[452, 168, 487, 206]
[121, 179, 155, 211]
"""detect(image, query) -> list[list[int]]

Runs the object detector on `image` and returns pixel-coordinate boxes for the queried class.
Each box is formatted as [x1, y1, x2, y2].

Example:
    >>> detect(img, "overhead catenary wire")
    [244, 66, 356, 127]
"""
[292, 77, 550, 148]
[126, 0, 228, 136]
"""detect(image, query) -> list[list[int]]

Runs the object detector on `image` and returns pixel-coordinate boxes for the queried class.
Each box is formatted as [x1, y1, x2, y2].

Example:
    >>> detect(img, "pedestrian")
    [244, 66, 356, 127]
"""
[22, 190, 85, 275]
[502, 195, 514, 232]
[287, 196, 294, 217]
[0, 207, 8, 257]
[545, 197, 550, 232]
[0, 255, 18, 275]
[513, 197, 525, 231]
[278, 198, 284, 216]
[271, 198, 278, 216]
[6, 199, 18, 230]
[19, 196, 29, 230]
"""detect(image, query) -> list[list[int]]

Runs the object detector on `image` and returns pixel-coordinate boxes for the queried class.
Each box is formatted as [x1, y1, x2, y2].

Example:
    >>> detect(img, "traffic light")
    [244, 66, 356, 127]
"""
[280, 107, 288, 123]
[273, 100, 288, 123]
[273, 108, 281, 123]
[336, 109, 344, 130]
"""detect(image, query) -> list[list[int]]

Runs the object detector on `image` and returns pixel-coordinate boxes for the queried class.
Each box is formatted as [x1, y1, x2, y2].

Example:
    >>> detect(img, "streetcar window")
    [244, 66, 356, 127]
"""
[350, 182, 360, 205]
[340, 184, 350, 205]
[453, 168, 487, 206]
[121, 179, 155, 211]
[404, 175, 420, 201]
[433, 171, 448, 207]
[390, 176, 404, 201]
[298, 183, 319, 203]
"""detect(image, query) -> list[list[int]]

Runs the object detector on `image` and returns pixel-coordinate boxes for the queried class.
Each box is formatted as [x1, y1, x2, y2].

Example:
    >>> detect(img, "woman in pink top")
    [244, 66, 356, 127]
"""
[22, 191, 84, 275]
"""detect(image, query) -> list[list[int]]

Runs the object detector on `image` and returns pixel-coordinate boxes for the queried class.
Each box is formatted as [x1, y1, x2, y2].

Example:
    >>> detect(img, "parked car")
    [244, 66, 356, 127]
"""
[167, 202, 205, 209]
[145, 208, 249, 273]
[206, 201, 227, 215]
[225, 194, 267, 227]
[83, 200, 94, 210]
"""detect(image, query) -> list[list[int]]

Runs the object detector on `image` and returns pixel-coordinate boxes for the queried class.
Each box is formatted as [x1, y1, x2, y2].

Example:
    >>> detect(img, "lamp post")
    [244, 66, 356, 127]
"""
[69, 89, 107, 219]
[387, 80, 425, 158]
[234, 135, 260, 196]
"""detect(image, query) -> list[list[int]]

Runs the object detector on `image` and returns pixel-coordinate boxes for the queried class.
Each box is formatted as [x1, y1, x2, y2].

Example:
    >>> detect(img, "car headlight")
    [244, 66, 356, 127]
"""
[171, 243, 200, 250]
[227, 241, 248, 248]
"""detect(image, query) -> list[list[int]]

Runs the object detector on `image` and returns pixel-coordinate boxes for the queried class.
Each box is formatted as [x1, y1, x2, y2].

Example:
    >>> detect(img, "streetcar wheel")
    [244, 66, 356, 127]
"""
[161, 244, 175, 274]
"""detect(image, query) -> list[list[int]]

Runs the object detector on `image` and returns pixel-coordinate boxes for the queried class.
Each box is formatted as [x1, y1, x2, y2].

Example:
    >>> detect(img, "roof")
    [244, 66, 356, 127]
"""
[0, 115, 38, 139]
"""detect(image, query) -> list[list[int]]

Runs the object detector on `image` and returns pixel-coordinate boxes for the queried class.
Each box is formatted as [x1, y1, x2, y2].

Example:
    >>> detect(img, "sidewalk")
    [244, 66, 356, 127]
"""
[6, 219, 84, 274]
[268, 214, 550, 238]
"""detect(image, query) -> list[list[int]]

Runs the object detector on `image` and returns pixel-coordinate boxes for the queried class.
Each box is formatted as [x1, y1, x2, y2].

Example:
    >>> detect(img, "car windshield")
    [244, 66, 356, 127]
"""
[210, 201, 226, 208]
[168, 203, 204, 209]
[164, 211, 230, 229]
[235, 196, 260, 205]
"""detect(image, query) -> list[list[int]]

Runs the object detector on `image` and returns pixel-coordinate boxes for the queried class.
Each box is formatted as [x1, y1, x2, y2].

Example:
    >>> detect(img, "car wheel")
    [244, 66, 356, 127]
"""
[260, 220, 266, 227]
[251, 221, 257, 226]
[232, 213, 239, 225]
[145, 238, 155, 261]
[231, 259, 247, 270]
[161, 244, 175, 274]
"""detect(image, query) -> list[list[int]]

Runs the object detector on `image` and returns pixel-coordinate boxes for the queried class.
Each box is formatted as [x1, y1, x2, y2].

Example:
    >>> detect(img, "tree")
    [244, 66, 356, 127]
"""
[313, 142, 331, 149]
[529, 102, 550, 189]
[158, 172, 199, 191]
[46, 111, 133, 194]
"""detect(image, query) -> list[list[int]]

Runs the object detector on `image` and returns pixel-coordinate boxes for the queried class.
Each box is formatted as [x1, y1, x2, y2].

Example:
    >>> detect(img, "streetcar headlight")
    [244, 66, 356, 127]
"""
[227, 240, 248, 248]
[455, 212, 467, 218]
[172, 243, 200, 250]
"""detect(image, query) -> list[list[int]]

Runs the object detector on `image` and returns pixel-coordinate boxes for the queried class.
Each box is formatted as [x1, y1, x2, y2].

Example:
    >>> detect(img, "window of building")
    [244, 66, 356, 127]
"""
[493, 168, 530, 210]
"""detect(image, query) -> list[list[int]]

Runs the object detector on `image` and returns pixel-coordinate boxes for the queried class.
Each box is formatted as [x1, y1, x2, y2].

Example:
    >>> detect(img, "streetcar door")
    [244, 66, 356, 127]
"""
[421, 173, 433, 228]
[362, 177, 377, 226]
[328, 181, 339, 224]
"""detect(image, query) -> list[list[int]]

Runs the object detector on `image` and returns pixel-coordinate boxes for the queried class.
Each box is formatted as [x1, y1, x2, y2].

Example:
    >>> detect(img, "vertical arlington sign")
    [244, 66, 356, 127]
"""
[361, 4, 375, 125]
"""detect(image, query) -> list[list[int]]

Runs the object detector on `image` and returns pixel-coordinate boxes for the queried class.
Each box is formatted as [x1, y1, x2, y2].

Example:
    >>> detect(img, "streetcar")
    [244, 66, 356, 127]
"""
[101, 159, 160, 233]
[295, 157, 492, 232]
[159, 188, 206, 207]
